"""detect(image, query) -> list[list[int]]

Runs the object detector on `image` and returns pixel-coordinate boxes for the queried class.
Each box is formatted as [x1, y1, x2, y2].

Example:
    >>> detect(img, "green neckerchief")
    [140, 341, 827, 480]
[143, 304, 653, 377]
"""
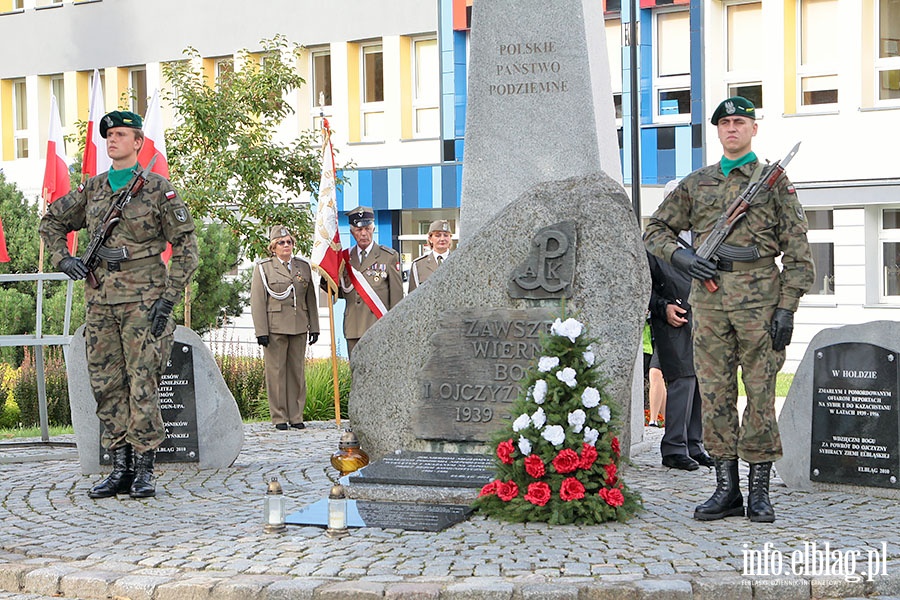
[107, 163, 139, 192]
[720, 152, 757, 177]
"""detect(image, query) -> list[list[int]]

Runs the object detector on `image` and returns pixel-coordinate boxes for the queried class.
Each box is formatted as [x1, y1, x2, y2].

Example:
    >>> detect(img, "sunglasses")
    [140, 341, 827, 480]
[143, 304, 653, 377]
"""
[276, 240, 293, 246]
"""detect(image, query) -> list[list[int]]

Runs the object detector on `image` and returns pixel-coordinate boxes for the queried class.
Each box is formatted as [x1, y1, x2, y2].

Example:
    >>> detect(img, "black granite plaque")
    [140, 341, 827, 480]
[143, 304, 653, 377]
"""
[413, 308, 554, 442]
[285, 498, 473, 532]
[100, 342, 200, 464]
[810, 342, 900, 488]
[348, 451, 494, 488]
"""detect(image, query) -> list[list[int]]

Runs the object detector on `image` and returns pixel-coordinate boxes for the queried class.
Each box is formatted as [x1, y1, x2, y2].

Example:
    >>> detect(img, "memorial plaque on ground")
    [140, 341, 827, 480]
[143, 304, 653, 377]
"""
[286, 499, 473, 532]
[810, 342, 899, 488]
[413, 308, 554, 442]
[348, 451, 494, 488]
[100, 341, 200, 464]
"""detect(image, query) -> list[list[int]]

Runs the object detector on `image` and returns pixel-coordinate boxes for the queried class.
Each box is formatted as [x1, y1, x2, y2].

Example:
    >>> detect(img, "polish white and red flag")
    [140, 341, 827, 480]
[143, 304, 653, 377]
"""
[42, 94, 74, 253]
[310, 118, 346, 292]
[82, 69, 111, 179]
[137, 89, 173, 262]
[0, 217, 9, 263]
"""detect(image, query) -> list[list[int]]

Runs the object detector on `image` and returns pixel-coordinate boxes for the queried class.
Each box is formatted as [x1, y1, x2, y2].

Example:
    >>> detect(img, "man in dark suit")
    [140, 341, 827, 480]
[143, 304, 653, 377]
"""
[340, 206, 403, 355]
[647, 231, 714, 472]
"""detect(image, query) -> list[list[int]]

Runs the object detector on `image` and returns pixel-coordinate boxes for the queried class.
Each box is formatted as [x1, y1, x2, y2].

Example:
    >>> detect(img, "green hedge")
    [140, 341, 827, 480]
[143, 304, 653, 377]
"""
[1, 350, 351, 429]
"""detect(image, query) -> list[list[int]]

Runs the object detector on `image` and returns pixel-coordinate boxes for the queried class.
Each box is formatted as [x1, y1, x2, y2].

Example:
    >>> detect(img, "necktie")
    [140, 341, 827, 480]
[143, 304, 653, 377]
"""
[283, 261, 291, 271]
[437, 255, 443, 266]
[360, 249, 367, 263]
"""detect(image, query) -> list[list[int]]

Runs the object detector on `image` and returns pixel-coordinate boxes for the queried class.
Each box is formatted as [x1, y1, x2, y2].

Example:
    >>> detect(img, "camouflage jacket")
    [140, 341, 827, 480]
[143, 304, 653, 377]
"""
[39, 171, 199, 306]
[644, 159, 814, 312]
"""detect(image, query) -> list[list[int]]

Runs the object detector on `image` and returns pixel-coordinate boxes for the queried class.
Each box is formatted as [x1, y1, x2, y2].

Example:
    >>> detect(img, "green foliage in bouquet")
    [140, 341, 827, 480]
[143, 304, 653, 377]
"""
[473, 317, 642, 525]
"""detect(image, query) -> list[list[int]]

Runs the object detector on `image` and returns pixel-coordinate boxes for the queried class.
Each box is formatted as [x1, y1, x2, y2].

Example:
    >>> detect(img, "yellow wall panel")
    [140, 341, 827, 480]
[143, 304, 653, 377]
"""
[346, 42, 361, 143]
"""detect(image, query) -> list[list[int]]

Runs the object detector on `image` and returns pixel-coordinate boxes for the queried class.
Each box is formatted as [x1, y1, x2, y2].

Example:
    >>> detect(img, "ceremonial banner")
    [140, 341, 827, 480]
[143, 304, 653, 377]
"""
[82, 69, 111, 179]
[42, 95, 74, 253]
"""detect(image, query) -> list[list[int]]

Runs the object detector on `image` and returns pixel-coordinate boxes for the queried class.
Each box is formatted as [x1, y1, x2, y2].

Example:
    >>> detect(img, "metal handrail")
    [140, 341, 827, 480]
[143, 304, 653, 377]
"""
[0, 272, 76, 446]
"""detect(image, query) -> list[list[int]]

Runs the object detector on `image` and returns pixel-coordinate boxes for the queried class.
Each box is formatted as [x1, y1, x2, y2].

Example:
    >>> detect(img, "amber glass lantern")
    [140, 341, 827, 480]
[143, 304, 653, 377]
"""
[330, 429, 370, 476]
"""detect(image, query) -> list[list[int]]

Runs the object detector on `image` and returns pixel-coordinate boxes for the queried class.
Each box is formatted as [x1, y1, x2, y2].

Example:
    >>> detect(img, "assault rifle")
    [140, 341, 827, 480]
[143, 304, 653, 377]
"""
[695, 142, 801, 293]
[81, 155, 157, 289]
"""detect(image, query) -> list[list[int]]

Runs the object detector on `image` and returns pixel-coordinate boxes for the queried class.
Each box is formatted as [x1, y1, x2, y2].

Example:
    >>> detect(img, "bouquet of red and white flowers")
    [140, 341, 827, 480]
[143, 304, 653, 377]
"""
[474, 317, 641, 524]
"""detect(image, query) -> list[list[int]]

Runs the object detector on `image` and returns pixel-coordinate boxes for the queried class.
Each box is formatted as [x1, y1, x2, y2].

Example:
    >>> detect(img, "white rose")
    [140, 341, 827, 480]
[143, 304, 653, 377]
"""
[531, 407, 547, 429]
[598, 404, 611, 423]
[584, 427, 600, 446]
[537, 356, 560, 373]
[568, 409, 586, 433]
[551, 317, 584, 342]
[556, 367, 578, 388]
[512, 413, 531, 432]
[532, 379, 547, 404]
[541, 424, 566, 446]
[518, 436, 532, 455]
[583, 350, 595, 367]
[581, 387, 601, 408]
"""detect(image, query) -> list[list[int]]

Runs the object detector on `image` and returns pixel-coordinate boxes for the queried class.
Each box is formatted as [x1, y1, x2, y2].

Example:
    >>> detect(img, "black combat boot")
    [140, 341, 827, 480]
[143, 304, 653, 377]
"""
[747, 462, 776, 522]
[87, 444, 134, 499]
[693, 458, 744, 520]
[129, 449, 157, 498]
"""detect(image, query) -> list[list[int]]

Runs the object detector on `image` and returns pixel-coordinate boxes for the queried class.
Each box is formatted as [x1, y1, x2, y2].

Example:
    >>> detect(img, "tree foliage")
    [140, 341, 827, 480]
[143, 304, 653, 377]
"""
[163, 35, 324, 260]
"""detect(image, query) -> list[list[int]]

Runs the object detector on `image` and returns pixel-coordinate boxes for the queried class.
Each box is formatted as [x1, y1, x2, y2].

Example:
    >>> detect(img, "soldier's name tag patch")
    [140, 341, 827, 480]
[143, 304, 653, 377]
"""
[165, 191, 177, 200]
[699, 180, 718, 187]
[173, 208, 188, 222]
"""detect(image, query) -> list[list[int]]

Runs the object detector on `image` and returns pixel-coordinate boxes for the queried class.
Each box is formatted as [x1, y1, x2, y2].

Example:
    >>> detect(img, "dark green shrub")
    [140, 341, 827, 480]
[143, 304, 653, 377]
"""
[13, 347, 71, 427]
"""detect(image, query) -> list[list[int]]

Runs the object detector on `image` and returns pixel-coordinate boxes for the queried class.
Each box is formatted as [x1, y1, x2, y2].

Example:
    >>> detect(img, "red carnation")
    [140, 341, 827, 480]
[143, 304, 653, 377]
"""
[497, 480, 519, 502]
[611, 436, 620, 457]
[579, 443, 598, 469]
[559, 477, 585, 501]
[600, 487, 625, 507]
[479, 480, 499, 497]
[605, 462, 618, 484]
[524, 482, 551, 506]
[497, 439, 515, 465]
[524, 454, 546, 478]
[552, 448, 581, 474]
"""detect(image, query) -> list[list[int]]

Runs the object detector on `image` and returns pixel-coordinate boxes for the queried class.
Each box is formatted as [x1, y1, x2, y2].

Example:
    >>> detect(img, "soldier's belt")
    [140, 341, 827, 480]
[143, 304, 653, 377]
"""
[102, 256, 163, 272]
[716, 256, 775, 273]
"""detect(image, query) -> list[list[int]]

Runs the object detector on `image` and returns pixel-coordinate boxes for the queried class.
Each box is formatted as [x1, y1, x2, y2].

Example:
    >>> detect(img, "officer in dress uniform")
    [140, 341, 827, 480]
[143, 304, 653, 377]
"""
[339, 206, 403, 356]
[250, 226, 320, 430]
[408, 219, 453, 293]
[644, 97, 814, 523]
[40, 110, 199, 499]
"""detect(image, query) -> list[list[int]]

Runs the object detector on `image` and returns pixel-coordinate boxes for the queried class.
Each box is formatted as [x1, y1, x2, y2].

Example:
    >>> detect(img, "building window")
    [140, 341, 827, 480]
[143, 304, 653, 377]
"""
[799, 0, 839, 107]
[413, 37, 439, 137]
[51, 75, 66, 126]
[13, 79, 28, 159]
[654, 9, 691, 121]
[215, 57, 234, 89]
[725, 2, 763, 110]
[361, 44, 384, 139]
[129, 67, 148, 116]
[312, 50, 332, 109]
[881, 208, 900, 299]
[606, 17, 623, 124]
[876, 0, 900, 102]
[806, 209, 835, 295]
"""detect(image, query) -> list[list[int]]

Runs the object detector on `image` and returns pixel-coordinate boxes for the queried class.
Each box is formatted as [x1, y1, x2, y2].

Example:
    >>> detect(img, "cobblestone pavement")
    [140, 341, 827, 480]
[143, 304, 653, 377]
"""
[0, 422, 898, 599]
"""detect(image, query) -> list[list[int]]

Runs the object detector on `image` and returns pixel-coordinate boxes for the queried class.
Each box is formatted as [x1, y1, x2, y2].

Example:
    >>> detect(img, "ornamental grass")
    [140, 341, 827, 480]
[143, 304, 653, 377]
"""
[473, 317, 642, 525]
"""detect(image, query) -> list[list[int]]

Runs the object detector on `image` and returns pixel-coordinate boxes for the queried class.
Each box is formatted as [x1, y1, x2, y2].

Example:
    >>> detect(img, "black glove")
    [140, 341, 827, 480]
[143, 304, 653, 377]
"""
[257, 336, 269, 347]
[308, 332, 319, 345]
[58, 257, 88, 281]
[671, 248, 717, 281]
[770, 308, 794, 351]
[148, 298, 174, 337]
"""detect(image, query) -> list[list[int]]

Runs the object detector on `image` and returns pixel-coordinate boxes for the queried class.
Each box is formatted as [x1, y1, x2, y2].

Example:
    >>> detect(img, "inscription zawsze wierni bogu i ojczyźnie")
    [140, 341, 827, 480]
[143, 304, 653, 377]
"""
[509, 221, 576, 299]
[413, 309, 555, 443]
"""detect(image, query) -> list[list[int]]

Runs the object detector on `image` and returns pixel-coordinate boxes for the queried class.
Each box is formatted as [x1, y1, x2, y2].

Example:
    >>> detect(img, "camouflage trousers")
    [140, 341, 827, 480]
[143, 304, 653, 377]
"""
[85, 299, 173, 453]
[692, 305, 785, 463]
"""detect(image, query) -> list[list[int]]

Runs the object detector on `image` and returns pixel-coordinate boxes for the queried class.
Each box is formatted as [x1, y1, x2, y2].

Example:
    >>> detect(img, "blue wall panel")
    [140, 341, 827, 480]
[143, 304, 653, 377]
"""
[641, 128, 657, 183]
[371, 169, 388, 210]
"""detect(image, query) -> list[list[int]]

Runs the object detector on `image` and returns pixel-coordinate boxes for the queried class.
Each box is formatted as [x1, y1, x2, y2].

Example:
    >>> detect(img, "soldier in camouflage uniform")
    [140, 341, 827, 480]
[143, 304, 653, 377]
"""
[40, 110, 198, 499]
[644, 97, 814, 523]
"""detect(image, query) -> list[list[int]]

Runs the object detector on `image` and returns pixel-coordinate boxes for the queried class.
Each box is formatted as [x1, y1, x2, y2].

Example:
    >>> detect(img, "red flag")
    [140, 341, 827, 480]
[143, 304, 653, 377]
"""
[43, 94, 75, 253]
[0, 216, 9, 263]
[82, 69, 111, 179]
[309, 118, 345, 290]
[138, 89, 173, 262]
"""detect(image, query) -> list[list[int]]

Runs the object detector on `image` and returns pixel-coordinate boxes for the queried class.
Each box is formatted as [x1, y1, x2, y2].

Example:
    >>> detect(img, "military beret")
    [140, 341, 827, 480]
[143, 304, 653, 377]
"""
[428, 220, 452, 234]
[346, 206, 375, 228]
[269, 225, 292, 241]
[100, 110, 143, 138]
[711, 96, 756, 125]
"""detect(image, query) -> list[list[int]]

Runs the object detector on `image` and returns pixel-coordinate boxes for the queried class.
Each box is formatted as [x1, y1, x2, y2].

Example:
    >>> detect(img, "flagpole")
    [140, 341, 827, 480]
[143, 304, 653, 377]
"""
[327, 281, 342, 428]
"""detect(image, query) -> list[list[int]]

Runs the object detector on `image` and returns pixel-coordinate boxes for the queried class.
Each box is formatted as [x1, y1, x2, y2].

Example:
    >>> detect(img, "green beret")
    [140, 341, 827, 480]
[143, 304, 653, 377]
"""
[710, 97, 756, 125]
[100, 110, 143, 138]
